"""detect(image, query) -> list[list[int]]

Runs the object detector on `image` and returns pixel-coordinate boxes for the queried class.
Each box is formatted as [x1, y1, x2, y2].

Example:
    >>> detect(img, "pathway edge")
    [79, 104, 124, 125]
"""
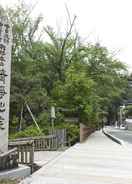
[103, 128, 125, 146]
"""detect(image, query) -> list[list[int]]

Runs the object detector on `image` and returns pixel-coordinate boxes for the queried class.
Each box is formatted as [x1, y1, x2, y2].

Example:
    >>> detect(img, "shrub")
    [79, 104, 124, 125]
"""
[9, 125, 43, 139]
[55, 122, 80, 145]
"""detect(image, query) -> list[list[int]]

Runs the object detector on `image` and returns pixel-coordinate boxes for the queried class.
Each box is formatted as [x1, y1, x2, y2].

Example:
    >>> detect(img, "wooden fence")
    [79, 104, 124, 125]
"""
[49, 128, 67, 148]
[0, 148, 18, 171]
[32, 135, 58, 151]
[10, 135, 61, 151]
[9, 140, 34, 172]
[8, 129, 67, 171]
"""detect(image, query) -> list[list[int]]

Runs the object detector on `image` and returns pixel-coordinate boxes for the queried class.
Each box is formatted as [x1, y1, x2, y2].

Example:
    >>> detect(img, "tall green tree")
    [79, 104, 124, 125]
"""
[0, 2, 128, 133]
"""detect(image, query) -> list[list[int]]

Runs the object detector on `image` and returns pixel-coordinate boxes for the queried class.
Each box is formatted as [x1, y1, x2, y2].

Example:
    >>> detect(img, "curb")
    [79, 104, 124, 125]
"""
[103, 129, 125, 146]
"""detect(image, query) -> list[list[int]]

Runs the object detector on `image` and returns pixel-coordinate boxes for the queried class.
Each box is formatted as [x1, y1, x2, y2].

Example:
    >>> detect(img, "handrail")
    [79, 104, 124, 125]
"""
[0, 148, 18, 171]
[0, 148, 17, 157]
[8, 129, 67, 172]
[9, 140, 34, 172]
[9, 129, 67, 151]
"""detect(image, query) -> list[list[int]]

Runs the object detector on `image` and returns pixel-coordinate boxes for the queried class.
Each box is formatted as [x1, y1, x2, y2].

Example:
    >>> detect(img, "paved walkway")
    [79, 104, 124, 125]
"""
[21, 131, 132, 184]
[34, 151, 62, 167]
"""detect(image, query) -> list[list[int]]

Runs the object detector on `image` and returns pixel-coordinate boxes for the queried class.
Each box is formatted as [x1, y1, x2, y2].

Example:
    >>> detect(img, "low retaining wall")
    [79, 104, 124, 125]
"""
[80, 123, 95, 143]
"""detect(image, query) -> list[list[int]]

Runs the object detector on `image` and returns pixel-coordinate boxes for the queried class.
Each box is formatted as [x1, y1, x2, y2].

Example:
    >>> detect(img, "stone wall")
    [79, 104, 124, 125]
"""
[80, 123, 95, 143]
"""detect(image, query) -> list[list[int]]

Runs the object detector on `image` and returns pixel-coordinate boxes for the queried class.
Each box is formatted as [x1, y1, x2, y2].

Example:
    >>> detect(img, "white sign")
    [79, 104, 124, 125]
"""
[51, 106, 56, 119]
[0, 16, 12, 152]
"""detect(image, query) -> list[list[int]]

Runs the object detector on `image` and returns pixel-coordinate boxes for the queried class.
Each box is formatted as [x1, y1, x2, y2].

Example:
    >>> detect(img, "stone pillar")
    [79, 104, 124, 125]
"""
[0, 16, 12, 152]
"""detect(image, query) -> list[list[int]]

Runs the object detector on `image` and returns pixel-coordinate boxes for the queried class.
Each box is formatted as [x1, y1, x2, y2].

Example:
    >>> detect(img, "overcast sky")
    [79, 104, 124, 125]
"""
[1, 0, 132, 71]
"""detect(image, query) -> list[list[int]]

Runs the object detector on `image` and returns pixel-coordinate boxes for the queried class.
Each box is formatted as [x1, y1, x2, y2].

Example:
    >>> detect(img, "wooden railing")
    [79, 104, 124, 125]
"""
[33, 135, 58, 151]
[49, 128, 67, 148]
[8, 129, 67, 171]
[0, 148, 18, 171]
[9, 140, 34, 172]
[10, 135, 58, 151]
[9, 129, 67, 151]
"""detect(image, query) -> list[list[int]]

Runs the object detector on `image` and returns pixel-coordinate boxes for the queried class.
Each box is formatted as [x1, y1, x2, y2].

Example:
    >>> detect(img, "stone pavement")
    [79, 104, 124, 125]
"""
[21, 131, 132, 184]
[34, 151, 62, 167]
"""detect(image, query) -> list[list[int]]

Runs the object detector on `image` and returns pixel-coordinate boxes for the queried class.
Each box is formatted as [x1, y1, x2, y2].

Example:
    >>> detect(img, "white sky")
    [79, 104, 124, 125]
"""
[1, 0, 132, 71]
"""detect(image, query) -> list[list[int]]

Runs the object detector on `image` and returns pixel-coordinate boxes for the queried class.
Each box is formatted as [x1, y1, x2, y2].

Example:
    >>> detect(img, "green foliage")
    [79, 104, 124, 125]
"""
[11, 116, 19, 128]
[55, 122, 80, 144]
[0, 2, 128, 135]
[10, 126, 43, 139]
[52, 63, 101, 126]
[37, 112, 50, 126]
[124, 105, 132, 117]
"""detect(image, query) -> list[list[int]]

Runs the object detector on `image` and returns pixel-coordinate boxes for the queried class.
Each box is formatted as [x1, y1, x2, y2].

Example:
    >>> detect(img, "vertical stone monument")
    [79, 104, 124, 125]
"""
[0, 15, 12, 152]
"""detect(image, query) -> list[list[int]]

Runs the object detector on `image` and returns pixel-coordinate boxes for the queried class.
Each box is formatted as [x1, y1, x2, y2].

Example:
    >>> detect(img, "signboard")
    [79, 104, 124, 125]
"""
[0, 16, 12, 152]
